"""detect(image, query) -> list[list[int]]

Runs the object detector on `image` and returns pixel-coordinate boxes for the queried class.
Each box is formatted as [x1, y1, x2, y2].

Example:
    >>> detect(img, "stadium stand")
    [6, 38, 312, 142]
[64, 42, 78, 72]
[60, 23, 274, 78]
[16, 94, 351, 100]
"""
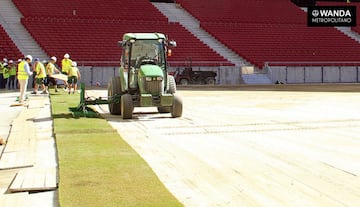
[12, 0, 231, 66]
[0, 25, 22, 60]
[176, 0, 360, 68]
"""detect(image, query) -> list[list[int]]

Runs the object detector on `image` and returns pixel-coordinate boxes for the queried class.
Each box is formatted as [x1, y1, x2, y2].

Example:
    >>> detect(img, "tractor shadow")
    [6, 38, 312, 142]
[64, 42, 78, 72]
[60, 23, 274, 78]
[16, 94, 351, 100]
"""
[103, 111, 174, 122]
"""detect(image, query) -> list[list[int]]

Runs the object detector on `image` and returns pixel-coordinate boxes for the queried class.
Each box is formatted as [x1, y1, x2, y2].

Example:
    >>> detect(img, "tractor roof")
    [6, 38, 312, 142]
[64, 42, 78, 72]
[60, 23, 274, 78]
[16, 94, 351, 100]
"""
[122, 33, 166, 41]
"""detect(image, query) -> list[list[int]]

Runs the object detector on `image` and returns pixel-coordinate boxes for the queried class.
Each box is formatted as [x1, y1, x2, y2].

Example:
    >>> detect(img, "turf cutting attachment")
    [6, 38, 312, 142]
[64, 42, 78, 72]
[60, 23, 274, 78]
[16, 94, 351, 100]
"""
[71, 83, 117, 118]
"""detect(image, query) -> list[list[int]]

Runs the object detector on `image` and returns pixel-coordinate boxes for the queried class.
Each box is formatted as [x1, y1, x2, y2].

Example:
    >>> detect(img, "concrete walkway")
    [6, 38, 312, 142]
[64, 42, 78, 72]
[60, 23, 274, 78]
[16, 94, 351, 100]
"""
[0, 89, 57, 207]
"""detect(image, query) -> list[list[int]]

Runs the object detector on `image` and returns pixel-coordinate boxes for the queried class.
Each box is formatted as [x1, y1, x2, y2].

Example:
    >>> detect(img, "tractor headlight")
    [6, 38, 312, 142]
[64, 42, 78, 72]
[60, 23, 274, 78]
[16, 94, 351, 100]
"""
[145, 77, 163, 81]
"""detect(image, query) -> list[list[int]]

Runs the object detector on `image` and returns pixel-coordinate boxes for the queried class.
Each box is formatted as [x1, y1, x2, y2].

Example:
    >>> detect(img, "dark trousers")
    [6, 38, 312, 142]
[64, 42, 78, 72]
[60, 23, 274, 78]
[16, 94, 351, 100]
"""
[2, 78, 8, 89]
[8, 75, 16, 89]
[0, 73, 3, 88]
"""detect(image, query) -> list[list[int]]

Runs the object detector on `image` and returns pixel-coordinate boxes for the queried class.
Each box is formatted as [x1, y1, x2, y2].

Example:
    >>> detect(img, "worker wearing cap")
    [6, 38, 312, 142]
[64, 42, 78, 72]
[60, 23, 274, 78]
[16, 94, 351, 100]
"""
[45, 56, 60, 92]
[7, 60, 17, 90]
[0, 58, 6, 88]
[16, 59, 22, 89]
[61, 53, 72, 90]
[2, 62, 9, 89]
[17, 55, 33, 103]
[67, 61, 81, 94]
[32, 58, 47, 94]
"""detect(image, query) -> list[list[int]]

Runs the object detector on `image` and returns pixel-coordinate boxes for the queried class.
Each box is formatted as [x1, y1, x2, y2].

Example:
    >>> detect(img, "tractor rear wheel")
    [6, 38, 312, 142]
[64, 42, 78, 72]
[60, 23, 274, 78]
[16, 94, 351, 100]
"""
[108, 76, 122, 115]
[180, 78, 189, 85]
[171, 94, 182, 118]
[121, 94, 133, 119]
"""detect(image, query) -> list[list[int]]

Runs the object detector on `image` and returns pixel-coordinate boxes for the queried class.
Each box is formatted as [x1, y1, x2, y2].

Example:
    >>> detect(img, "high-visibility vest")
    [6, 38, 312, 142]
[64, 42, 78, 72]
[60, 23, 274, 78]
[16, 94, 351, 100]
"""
[9, 65, 16, 76]
[61, 59, 72, 73]
[69, 66, 79, 77]
[46, 62, 55, 75]
[3, 67, 10, 79]
[17, 61, 29, 80]
[0, 63, 3, 74]
[35, 62, 46, 78]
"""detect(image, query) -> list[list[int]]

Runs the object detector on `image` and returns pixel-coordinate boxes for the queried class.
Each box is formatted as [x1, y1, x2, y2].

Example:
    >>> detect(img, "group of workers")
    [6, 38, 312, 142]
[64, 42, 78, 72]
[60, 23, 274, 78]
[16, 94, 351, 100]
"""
[0, 53, 81, 104]
[0, 59, 17, 89]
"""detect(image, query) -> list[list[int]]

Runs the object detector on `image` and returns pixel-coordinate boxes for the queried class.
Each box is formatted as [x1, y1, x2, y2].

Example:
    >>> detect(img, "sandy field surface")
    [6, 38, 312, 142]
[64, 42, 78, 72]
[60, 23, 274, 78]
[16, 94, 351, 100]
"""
[89, 85, 360, 207]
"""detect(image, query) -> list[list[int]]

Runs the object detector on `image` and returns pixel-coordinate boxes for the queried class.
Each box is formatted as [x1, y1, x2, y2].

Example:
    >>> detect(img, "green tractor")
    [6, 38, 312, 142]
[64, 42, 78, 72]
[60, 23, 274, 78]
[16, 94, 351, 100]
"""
[107, 33, 182, 119]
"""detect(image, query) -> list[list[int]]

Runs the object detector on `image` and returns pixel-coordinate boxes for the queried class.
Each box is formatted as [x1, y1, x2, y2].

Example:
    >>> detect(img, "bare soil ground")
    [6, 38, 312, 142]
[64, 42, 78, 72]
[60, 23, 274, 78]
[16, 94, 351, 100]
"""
[89, 84, 360, 207]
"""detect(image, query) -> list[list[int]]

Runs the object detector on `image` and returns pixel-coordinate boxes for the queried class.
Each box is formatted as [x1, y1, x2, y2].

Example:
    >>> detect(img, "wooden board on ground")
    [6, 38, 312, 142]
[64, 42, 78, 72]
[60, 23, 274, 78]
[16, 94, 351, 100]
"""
[0, 169, 18, 194]
[51, 73, 68, 81]
[9, 167, 57, 192]
[10, 103, 27, 107]
[0, 151, 34, 170]
[0, 192, 28, 207]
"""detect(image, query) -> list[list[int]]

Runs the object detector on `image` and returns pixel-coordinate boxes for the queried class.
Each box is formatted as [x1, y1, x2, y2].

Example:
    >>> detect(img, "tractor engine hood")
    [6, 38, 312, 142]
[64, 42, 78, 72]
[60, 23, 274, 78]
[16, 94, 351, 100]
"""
[139, 64, 164, 77]
[138, 64, 164, 95]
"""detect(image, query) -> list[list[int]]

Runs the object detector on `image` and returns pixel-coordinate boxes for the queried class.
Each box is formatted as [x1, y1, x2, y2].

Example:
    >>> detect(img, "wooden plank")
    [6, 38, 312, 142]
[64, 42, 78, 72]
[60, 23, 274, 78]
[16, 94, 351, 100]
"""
[0, 192, 28, 207]
[9, 168, 57, 192]
[10, 171, 25, 191]
[0, 145, 5, 159]
[45, 167, 57, 189]
[50, 73, 68, 81]
[0, 151, 34, 170]
[9, 103, 26, 107]
[0, 191, 57, 207]
[0, 169, 18, 194]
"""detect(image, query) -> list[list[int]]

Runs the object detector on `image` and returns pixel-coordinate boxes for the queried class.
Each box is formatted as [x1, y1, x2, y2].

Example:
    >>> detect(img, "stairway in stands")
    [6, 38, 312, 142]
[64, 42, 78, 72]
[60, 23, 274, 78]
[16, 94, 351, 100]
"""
[0, 0, 47, 60]
[153, 2, 272, 84]
[153, 2, 247, 67]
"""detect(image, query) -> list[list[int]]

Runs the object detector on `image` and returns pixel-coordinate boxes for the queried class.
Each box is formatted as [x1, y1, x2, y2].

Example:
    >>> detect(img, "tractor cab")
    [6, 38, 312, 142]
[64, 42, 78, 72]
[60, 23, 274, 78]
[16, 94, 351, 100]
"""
[119, 34, 168, 93]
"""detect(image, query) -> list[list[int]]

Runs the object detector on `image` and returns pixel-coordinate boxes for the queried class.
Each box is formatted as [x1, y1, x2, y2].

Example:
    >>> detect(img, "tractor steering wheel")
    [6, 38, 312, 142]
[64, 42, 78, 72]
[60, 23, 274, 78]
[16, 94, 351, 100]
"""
[135, 56, 157, 68]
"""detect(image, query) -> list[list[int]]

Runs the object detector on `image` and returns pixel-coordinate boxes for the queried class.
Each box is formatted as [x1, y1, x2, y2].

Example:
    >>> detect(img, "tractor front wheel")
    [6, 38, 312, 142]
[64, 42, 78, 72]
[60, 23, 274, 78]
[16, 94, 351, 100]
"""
[108, 77, 122, 115]
[168, 75, 177, 94]
[171, 95, 183, 118]
[121, 94, 133, 119]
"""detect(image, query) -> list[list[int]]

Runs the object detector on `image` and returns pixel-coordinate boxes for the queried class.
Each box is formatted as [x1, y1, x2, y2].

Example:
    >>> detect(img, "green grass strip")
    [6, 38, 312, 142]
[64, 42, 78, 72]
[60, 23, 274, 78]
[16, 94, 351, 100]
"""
[50, 90, 183, 207]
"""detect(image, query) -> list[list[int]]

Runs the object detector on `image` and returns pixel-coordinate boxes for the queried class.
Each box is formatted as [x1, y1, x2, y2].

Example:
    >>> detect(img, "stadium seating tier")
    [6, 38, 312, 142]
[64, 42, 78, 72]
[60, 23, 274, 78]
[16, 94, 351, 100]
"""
[13, 0, 231, 66]
[0, 25, 23, 60]
[177, 0, 360, 67]
[10, 0, 360, 67]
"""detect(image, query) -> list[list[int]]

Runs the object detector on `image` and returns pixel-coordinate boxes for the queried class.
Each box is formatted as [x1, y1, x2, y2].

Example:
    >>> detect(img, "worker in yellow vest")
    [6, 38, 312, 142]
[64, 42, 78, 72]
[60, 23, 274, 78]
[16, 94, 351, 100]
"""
[45, 56, 60, 92]
[2, 63, 9, 89]
[0, 58, 6, 88]
[61, 53, 72, 91]
[7, 60, 17, 90]
[3, 63, 10, 88]
[17, 55, 33, 104]
[68, 61, 81, 94]
[32, 58, 47, 94]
